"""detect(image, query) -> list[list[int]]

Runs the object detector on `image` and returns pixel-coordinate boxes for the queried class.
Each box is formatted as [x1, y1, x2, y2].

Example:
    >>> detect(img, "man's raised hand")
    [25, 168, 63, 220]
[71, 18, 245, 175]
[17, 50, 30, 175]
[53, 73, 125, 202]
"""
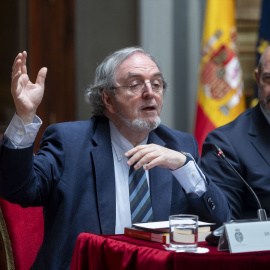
[11, 51, 47, 124]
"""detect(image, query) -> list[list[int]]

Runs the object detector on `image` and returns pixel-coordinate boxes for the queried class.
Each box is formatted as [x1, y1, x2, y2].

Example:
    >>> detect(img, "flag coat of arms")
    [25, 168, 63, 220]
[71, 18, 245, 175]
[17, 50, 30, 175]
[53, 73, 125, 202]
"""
[194, 0, 246, 154]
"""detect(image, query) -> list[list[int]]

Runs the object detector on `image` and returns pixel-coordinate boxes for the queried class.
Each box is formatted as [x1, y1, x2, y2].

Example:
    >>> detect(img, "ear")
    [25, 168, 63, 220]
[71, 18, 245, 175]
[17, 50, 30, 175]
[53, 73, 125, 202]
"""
[102, 90, 117, 114]
[254, 68, 259, 84]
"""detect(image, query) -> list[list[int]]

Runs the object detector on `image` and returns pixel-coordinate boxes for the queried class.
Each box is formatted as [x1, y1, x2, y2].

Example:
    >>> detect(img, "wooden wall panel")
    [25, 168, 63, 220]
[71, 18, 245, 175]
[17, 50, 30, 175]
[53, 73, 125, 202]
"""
[28, 0, 75, 148]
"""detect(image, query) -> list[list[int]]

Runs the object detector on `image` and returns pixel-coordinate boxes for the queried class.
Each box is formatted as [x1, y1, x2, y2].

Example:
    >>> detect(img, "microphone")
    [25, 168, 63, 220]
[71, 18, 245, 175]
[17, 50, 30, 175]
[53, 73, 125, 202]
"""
[212, 144, 267, 221]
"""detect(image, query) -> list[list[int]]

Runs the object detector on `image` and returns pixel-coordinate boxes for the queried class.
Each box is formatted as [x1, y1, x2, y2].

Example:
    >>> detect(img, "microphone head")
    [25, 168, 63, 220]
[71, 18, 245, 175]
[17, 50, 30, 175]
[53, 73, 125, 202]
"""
[212, 144, 226, 159]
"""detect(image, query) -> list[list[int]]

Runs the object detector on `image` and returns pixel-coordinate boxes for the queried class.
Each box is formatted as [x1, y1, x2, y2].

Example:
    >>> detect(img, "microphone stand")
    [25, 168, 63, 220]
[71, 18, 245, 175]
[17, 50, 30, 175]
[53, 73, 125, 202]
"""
[213, 144, 267, 221]
[206, 145, 268, 247]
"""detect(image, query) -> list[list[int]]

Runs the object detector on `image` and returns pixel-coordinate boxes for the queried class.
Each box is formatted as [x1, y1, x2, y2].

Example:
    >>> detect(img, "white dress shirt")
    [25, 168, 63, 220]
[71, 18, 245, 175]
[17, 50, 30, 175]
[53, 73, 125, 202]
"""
[109, 121, 207, 233]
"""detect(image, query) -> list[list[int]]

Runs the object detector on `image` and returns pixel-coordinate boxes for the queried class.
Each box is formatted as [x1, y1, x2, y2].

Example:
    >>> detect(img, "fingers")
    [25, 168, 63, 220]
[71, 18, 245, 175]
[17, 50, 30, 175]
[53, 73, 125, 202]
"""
[11, 51, 27, 81]
[21, 51, 27, 74]
[12, 50, 47, 90]
[12, 52, 23, 70]
[12, 56, 22, 80]
[125, 144, 162, 170]
[126, 145, 150, 159]
[11, 63, 22, 91]
[125, 144, 187, 171]
[36, 67, 48, 87]
[12, 51, 26, 70]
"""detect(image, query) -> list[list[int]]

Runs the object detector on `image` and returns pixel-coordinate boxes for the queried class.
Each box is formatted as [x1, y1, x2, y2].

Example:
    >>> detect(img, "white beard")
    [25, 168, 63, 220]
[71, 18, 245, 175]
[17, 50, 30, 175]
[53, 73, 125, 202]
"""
[117, 113, 161, 131]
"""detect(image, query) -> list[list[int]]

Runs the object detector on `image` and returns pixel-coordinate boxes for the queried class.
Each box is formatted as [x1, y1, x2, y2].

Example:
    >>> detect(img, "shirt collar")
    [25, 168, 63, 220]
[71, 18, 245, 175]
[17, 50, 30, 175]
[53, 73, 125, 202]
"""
[260, 104, 270, 125]
[109, 120, 148, 161]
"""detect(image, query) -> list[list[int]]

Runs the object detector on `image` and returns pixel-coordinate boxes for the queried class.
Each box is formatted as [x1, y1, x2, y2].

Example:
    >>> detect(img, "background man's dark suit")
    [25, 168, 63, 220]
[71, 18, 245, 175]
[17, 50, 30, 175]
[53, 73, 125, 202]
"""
[0, 116, 230, 269]
[201, 104, 270, 220]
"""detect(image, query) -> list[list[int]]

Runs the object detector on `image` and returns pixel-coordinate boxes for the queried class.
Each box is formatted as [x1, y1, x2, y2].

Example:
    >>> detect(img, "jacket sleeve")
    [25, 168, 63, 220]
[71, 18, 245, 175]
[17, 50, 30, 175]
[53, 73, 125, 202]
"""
[185, 135, 232, 227]
[0, 124, 66, 207]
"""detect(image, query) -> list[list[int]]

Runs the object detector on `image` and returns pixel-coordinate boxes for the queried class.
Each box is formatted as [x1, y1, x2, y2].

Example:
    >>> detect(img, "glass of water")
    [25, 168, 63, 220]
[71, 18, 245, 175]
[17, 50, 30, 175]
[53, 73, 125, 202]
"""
[169, 214, 198, 251]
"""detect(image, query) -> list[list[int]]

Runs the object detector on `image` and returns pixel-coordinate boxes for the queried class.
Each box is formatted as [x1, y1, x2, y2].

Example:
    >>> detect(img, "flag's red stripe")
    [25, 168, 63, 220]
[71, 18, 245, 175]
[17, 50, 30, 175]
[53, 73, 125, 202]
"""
[194, 103, 216, 156]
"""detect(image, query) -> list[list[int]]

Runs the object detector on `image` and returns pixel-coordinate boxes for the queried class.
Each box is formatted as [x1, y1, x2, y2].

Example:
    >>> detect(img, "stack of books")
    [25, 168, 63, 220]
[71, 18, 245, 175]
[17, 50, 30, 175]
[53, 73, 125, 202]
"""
[124, 221, 213, 244]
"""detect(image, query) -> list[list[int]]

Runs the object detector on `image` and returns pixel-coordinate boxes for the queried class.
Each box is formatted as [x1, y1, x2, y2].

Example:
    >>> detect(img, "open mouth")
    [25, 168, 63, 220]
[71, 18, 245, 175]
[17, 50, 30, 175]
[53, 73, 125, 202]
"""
[142, 106, 156, 111]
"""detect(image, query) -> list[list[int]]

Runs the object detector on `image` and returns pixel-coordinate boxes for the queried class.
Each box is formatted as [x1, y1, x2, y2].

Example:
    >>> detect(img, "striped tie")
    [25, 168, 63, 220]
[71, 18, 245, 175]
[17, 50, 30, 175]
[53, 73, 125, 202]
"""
[129, 164, 153, 223]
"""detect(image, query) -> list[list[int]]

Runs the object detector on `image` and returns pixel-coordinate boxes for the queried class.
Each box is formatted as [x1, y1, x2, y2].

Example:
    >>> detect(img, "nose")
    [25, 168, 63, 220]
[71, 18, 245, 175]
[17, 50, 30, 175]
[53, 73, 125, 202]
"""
[142, 81, 154, 98]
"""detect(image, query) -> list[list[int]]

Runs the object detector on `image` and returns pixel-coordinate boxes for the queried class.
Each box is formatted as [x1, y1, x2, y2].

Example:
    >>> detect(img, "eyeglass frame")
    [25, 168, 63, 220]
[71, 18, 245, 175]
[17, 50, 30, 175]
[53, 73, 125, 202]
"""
[111, 79, 167, 95]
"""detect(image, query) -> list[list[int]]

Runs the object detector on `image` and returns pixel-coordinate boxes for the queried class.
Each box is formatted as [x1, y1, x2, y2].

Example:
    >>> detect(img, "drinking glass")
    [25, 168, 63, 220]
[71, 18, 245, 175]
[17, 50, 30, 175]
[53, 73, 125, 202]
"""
[169, 214, 198, 251]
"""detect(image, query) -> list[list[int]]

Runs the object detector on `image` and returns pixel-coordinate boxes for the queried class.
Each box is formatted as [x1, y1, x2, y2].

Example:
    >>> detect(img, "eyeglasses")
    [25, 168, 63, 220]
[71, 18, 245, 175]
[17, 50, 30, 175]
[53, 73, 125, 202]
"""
[113, 80, 165, 95]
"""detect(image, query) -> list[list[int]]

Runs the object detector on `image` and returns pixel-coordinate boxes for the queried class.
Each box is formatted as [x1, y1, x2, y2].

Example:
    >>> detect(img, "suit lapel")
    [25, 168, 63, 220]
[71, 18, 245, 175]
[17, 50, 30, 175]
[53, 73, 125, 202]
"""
[91, 117, 116, 234]
[90, 119, 189, 229]
[249, 105, 270, 167]
[148, 131, 172, 221]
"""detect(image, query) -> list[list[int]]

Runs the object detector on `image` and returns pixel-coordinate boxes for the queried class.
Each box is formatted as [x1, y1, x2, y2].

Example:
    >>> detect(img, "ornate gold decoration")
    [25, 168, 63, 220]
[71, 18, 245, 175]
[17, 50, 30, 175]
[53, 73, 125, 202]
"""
[0, 207, 15, 270]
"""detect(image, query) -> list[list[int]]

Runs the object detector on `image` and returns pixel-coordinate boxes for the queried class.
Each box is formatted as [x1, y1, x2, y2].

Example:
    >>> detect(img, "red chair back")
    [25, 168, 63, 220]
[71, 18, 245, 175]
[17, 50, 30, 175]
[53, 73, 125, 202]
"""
[0, 199, 44, 270]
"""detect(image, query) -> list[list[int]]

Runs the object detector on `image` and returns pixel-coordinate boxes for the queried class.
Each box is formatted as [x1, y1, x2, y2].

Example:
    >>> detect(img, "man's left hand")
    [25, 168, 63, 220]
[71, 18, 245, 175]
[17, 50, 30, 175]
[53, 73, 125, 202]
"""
[125, 144, 187, 171]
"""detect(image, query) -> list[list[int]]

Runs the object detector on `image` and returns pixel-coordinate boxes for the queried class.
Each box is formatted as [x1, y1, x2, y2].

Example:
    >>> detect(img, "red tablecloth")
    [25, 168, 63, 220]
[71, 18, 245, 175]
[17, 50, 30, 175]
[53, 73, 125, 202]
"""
[70, 233, 270, 270]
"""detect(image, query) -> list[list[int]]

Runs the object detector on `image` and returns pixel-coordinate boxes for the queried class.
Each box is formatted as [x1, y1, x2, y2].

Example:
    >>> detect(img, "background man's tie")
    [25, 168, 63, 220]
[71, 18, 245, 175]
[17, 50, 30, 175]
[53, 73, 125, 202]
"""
[129, 163, 153, 223]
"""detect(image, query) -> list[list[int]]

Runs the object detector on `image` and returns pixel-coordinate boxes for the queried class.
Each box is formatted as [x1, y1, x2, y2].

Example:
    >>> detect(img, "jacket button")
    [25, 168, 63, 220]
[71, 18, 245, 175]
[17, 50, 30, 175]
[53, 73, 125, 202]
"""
[207, 197, 215, 210]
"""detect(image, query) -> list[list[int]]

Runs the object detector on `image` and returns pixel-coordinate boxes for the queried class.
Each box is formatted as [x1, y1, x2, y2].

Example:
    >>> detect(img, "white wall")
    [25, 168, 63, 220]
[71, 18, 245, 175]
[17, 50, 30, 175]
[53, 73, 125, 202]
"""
[75, 0, 206, 134]
[139, 0, 205, 133]
[139, 0, 174, 129]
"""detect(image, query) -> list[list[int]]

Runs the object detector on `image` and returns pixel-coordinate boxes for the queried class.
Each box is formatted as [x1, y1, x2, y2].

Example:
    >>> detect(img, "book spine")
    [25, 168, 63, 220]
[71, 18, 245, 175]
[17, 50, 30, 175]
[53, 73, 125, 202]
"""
[151, 233, 169, 244]
[124, 228, 169, 244]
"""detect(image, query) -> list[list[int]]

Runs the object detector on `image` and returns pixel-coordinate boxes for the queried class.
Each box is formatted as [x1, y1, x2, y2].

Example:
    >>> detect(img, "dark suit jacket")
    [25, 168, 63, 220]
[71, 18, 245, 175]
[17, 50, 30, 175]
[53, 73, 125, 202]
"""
[0, 116, 230, 270]
[201, 104, 270, 220]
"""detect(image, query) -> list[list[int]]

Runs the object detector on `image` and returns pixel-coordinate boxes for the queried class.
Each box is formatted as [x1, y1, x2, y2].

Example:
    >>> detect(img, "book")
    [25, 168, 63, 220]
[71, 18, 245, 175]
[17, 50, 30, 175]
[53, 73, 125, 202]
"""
[133, 221, 213, 234]
[173, 230, 211, 243]
[124, 226, 211, 244]
[124, 226, 170, 244]
[174, 226, 211, 235]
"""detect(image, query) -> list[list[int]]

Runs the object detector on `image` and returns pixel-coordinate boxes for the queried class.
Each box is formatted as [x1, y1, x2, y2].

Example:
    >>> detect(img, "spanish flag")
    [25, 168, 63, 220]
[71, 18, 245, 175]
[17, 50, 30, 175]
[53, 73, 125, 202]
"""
[194, 0, 246, 155]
